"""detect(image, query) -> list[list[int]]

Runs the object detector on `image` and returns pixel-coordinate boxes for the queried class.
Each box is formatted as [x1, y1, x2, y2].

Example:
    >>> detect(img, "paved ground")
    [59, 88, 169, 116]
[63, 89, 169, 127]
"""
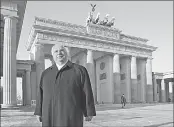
[1, 103, 173, 127]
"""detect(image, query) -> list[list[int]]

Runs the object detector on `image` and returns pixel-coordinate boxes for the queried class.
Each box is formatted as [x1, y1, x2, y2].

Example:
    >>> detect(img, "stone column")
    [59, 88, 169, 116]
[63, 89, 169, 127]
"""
[137, 59, 146, 103]
[0, 77, 2, 104]
[26, 70, 31, 105]
[156, 79, 162, 102]
[165, 81, 169, 102]
[2, 16, 18, 107]
[146, 58, 153, 103]
[113, 54, 121, 103]
[169, 82, 173, 102]
[152, 74, 158, 102]
[161, 79, 166, 102]
[86, 49, 96, 103]
[22, 74, 26, 105]
[30, 71, 37, 102]
[31, 44, 45, 91]
[131, 56, 138, 103]
[120, 56, 131, 103]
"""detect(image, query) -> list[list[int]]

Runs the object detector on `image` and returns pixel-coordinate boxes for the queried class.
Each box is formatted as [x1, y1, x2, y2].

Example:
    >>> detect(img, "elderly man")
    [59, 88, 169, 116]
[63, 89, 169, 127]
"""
[34, 43, 96, 127]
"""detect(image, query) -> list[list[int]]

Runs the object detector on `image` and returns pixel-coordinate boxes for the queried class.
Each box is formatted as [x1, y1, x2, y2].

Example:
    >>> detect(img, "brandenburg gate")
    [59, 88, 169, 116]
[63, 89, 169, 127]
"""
[1, 1, 173, 108]
[26, 16, 157, 104]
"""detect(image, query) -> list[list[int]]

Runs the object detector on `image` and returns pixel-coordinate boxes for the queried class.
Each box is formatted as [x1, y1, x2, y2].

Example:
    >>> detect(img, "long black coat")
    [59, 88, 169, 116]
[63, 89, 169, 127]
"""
[34, 61, 96, 127]
[121, 95, 126, 104]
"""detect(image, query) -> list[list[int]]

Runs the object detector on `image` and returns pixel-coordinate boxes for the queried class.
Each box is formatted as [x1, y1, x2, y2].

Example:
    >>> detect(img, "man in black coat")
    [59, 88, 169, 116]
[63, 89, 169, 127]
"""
[34, 43, 96, 127]
[121, 94, 126, 108]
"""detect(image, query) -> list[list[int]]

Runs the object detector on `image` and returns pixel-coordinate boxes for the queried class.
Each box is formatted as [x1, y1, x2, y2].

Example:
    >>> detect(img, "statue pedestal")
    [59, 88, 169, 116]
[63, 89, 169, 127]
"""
[86, 23, 121, 40]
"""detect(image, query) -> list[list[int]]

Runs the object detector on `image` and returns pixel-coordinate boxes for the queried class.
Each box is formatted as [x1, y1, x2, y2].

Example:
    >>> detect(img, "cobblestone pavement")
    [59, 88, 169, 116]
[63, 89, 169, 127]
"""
[1, 103, 173, 127]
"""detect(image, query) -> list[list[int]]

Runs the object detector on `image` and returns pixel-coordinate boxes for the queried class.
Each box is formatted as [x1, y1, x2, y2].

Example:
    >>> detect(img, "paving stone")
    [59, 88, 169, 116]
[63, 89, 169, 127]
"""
[1, 103, 173, 127]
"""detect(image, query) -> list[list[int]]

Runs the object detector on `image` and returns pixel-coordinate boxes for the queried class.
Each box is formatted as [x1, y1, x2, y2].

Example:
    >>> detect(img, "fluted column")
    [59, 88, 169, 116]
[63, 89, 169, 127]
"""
[26, 70, 31, 105]
[161, 79, 166, 102]
[131, 56, 138, 103]
[165, 81, 169, 102]
[113, 54, 121, 103]
[169, 82, 173, 102]
[2, 16, 18, 107]
[152, 74, 158, 102]
[137, 59, 146, 103]
[146, 58, 153, 103]
[86, 49, 96, 103]
[22, 74, 26, 105]
[156, 79, 162, 102]
[31, 44, 45, 91]
[0, 77, 2, 104]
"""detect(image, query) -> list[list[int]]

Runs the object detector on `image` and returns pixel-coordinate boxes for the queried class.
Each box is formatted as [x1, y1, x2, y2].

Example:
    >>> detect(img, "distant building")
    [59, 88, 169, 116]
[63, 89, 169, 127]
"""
[153, 72, 174, 102]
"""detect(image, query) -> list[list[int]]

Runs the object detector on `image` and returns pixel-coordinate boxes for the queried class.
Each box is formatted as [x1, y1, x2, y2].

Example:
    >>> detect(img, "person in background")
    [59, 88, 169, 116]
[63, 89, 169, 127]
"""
[121, 94, 126, 108]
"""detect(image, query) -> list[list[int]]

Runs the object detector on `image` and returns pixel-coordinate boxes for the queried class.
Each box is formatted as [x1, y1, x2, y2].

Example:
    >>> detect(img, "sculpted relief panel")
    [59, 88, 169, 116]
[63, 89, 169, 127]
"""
[37, 33, 152, 57]
[87, 24, 121, 40]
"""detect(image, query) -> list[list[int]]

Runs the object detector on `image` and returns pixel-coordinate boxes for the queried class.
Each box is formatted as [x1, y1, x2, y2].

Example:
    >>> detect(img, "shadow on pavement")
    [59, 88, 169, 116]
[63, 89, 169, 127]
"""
[18, 106, 35, 112]
[1, 114, 34, 117]
[144, 122, 174, 127]
[95, 103, 163, 111]
[1, 103, 169, 113]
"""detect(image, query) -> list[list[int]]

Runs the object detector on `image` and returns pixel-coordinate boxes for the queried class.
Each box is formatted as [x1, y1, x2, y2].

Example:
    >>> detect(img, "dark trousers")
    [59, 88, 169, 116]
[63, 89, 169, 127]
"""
[122, 102, 125, 108]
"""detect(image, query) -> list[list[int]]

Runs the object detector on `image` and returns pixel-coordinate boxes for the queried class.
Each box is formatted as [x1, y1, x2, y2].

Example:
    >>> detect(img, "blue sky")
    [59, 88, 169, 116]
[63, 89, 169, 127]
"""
[17, 1, 173, 73]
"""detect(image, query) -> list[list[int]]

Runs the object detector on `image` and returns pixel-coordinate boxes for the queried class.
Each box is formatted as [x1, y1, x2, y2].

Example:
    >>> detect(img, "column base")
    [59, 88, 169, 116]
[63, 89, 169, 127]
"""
[1, 104, 19, 109]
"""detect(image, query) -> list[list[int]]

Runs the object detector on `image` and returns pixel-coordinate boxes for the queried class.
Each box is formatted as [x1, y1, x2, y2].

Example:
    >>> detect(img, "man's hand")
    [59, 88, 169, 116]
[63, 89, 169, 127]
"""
[36, 115, 42, 122]
[85, 116, 93, 121]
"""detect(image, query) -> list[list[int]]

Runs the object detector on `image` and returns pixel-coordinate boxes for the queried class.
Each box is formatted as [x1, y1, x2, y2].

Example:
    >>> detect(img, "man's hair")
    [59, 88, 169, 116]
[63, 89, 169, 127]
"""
[51, 43, 70, 57]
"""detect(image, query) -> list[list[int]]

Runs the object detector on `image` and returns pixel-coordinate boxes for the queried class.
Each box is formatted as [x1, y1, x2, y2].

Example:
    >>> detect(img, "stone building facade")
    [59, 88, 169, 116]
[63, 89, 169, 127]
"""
[26, 17, 157, 104]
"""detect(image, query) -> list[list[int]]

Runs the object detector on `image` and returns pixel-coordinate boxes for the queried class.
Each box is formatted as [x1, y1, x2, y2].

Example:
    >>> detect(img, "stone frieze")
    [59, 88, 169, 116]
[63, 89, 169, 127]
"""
[87, 23, 121, 39]
[37, 33, 152, 57]
[30, 17, 157, 52]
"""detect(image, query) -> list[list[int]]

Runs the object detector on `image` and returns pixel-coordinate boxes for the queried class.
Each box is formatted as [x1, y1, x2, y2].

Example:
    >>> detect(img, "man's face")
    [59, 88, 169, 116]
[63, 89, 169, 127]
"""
[52, 45, 68, 64]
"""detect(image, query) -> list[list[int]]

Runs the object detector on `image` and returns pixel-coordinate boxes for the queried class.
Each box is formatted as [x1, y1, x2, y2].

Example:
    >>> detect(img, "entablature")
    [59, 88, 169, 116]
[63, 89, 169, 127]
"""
[26, 17, 157, 59]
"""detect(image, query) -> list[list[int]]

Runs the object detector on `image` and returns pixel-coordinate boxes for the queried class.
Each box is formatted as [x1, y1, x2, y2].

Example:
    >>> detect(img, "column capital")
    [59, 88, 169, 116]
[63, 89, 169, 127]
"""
[146, 56, 153, 60]
[146, 57, 153, 64]
[34, 43, 44, 48]
[4, 15, 18, 22]
[131, 55, 137, 58]
[112, 53, 120, 57]
[86, 49, 93, 52]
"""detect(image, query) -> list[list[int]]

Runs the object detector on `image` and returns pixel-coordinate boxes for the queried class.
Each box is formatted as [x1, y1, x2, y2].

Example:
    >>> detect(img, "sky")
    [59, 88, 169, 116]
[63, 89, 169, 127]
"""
[17, 1, 173, 73]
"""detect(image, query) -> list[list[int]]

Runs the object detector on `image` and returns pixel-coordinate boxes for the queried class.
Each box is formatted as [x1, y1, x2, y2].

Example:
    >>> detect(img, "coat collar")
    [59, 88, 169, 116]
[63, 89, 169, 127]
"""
[51, 60, 73, 71]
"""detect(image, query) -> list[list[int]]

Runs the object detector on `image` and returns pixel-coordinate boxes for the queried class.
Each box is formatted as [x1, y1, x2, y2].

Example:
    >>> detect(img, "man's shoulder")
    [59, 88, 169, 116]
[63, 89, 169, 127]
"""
[71, 62, 86, 71]
[42, 65, 55, 75]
